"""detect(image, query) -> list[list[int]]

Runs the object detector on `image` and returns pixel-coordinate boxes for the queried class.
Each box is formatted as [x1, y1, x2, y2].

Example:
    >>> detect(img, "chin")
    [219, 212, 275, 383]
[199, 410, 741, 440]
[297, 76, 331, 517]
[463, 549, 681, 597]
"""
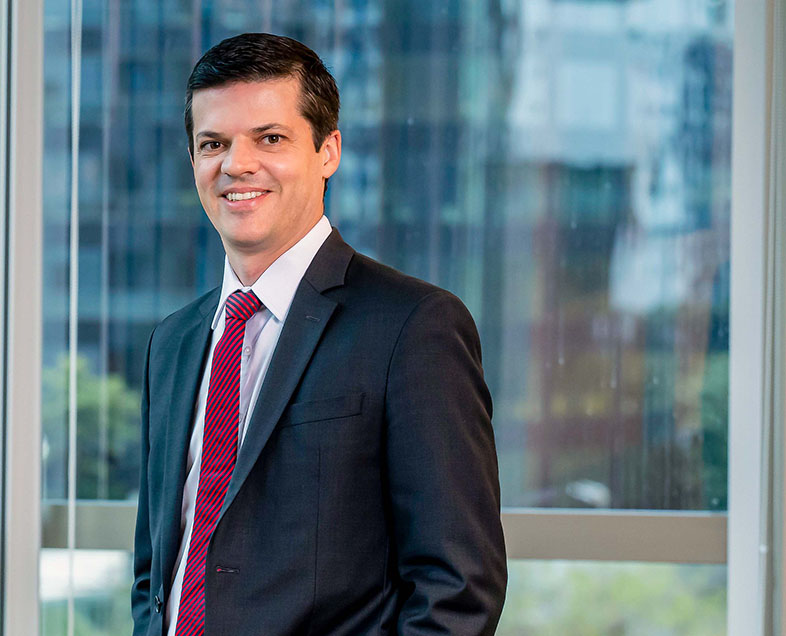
[220, 221, 271, 242]
[225, 230, 278, 251]
[226, 235, 270, 250]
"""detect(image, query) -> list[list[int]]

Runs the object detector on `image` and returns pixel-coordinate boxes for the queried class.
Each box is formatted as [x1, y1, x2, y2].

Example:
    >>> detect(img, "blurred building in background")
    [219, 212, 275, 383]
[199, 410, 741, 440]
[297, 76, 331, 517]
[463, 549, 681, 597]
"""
[42, 0, 732, 510]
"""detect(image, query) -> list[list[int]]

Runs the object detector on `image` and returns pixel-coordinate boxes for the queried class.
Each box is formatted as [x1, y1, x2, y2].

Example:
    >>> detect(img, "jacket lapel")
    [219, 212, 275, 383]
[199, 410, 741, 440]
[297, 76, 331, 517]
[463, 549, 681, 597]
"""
[219, 229, 354, 518]
[160, 289, 218, 589]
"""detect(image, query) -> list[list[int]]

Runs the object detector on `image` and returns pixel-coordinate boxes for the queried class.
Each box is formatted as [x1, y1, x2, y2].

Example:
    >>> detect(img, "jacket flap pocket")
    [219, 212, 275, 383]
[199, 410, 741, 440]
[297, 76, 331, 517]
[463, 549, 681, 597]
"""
[284, 393, 364, 426]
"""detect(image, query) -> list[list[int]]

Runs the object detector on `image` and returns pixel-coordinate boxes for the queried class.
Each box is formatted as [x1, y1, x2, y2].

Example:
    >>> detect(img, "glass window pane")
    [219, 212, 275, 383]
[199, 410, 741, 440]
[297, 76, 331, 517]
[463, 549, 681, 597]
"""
[499, 560, 727, 635]
[40, 0, 733, 632]
[492, 2, 733, 511]
[41, 0, 733, 515]
[40, 549, 133, 636]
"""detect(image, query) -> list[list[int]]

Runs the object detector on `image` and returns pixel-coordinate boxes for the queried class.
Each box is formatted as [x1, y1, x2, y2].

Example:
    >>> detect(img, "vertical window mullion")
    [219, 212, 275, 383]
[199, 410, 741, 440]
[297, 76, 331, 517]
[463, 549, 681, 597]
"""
[2, 0, 44, 634]
[728, 0, 771, 634]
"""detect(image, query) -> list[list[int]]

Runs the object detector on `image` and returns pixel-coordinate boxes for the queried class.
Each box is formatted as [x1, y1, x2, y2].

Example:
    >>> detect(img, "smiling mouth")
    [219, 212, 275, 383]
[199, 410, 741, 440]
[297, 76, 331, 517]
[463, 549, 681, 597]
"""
[224, 191, 268, 202]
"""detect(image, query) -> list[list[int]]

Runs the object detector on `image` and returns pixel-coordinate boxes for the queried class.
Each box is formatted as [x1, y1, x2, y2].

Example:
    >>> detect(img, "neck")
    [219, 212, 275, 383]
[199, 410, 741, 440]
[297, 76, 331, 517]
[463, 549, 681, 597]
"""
[224, 218, 322, 286]
[226, 250, 280, 287]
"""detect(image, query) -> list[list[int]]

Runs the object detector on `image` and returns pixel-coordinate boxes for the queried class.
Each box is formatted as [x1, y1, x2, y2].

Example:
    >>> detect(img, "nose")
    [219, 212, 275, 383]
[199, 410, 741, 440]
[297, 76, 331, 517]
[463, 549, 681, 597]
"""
[221, 138, 260, 177]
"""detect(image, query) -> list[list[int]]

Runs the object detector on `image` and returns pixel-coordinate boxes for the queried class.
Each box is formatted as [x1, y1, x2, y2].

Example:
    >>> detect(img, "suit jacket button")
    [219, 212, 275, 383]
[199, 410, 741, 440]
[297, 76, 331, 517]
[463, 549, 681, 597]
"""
[154, 595, 162, 613]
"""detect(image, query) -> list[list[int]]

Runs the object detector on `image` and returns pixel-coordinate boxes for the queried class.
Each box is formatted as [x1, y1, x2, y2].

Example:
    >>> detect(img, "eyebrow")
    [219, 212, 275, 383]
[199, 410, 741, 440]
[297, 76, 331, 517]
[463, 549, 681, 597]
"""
[251, 124, 294, 135]
[195, 123, 294, 141]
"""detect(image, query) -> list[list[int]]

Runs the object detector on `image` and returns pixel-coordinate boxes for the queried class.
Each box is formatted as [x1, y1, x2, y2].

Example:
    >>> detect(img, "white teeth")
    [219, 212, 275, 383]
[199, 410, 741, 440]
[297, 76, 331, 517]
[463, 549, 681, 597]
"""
[226, 191, 264, 201]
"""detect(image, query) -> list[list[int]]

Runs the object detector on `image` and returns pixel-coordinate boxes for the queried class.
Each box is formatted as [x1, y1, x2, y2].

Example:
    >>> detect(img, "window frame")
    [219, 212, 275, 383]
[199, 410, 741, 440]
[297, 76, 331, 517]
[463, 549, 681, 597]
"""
[3, 0, 43, 634]
[727, 0, 772, 633]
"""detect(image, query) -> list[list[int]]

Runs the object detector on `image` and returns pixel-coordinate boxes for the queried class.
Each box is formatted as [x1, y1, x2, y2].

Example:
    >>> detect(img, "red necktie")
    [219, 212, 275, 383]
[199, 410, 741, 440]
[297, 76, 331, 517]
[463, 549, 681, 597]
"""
[175, 289, 262, 636]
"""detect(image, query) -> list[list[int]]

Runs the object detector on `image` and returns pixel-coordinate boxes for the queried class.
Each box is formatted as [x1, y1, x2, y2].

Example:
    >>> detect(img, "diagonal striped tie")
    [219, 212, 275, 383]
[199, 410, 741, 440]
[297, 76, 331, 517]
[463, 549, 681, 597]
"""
[175, 289, 262, 636]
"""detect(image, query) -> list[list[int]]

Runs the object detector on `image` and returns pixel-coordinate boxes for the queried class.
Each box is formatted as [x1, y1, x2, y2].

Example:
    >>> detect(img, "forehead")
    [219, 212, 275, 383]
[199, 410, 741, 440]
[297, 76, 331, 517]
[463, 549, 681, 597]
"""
[191, 77, 305, 129]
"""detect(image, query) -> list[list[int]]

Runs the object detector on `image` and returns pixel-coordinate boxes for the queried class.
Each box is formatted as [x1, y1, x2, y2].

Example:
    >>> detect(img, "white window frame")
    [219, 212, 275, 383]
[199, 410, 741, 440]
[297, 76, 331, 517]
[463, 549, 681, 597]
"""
[727, 0, 773, 634]
[2, 0, 43, 635]
[2, 0, 778, 634]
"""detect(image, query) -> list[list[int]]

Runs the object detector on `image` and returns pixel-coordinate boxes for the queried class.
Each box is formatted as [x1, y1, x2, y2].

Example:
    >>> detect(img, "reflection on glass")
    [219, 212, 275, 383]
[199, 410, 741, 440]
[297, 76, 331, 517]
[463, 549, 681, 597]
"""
[40, 549, 132, 636]
[494, 1, 733, 510]
[498, 560, 726, 636]
[42, 0, 732, 515]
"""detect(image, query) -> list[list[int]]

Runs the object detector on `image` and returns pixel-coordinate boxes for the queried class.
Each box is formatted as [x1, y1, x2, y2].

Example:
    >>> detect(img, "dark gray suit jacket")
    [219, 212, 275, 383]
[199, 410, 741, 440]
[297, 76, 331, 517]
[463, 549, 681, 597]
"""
[132, 229, 507, 636]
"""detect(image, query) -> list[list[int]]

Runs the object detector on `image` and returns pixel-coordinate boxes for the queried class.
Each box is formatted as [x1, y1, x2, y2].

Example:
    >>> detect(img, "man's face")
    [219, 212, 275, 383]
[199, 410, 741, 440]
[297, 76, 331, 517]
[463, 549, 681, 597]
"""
[190, 77, 340, 260]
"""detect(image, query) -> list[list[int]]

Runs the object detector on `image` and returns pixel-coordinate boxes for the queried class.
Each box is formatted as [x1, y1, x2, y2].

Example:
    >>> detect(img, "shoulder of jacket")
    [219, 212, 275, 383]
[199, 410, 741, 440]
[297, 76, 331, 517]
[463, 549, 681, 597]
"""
[346, 252, 448, 305]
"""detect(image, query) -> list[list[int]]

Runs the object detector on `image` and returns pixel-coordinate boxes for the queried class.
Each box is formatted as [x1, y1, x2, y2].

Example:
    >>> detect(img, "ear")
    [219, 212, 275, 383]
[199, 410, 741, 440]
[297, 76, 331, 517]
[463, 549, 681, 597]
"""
[189, 145, 195, 169]
[319, 129, 342, 180]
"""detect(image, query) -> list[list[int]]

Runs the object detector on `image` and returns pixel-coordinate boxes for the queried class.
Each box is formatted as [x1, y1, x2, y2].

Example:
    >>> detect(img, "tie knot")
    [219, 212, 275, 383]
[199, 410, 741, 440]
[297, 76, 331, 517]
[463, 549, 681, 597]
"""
[225, 290, 262, 322]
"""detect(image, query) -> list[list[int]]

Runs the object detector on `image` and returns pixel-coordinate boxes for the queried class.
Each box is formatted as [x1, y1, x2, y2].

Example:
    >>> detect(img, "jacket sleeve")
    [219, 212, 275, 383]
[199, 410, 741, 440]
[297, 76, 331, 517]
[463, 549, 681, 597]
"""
[131, 327, 156, 636]
[384, 291, 507, 635]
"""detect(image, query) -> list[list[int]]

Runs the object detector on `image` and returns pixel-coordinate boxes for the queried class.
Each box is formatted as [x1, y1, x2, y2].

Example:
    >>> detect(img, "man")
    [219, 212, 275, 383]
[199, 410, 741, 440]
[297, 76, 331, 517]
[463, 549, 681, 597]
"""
[132, 33, 506, 636]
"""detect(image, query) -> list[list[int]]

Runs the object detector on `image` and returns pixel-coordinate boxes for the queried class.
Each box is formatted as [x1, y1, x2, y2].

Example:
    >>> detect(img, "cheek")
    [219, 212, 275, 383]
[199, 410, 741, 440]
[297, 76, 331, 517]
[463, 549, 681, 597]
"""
[193, 159, 217, 187]
[269, 154, 319, 185]
[265, 157, 297, 184]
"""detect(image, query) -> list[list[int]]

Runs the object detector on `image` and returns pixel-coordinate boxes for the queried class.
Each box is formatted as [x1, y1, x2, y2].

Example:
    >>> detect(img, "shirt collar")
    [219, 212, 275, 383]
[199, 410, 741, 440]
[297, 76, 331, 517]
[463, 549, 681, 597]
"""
[211, 215, 332, 329]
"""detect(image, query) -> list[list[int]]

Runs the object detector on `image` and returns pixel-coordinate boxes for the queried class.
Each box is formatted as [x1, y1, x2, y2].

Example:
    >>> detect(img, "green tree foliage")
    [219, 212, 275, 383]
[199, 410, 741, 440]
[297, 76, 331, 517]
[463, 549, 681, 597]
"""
[42, 584, 133, 636]
[42, 355, 140, 501]
[701, 352, 729, 510]
[497, 561, 726, 635]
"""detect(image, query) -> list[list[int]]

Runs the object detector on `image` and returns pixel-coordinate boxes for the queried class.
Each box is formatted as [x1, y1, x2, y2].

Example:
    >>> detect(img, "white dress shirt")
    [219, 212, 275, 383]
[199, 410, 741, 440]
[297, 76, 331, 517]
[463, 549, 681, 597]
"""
[165, 216, 332, 634]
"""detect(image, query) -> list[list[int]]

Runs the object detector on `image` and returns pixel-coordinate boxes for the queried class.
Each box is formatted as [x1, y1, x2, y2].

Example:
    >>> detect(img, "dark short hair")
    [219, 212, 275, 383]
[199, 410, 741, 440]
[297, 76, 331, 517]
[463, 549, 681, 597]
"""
[185, 33, 340, 155]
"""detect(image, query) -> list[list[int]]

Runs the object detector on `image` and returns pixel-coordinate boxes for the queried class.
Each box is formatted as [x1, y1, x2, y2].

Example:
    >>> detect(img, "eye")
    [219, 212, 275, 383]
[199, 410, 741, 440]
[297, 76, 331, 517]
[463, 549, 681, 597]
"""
[200, 140, 222, 151]
[264, 134, 281, 144]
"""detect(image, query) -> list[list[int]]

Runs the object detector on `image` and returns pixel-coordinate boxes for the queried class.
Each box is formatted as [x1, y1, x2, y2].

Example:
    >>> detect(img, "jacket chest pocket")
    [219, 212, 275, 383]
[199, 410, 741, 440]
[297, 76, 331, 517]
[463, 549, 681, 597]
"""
[279, 393, 364, 428]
